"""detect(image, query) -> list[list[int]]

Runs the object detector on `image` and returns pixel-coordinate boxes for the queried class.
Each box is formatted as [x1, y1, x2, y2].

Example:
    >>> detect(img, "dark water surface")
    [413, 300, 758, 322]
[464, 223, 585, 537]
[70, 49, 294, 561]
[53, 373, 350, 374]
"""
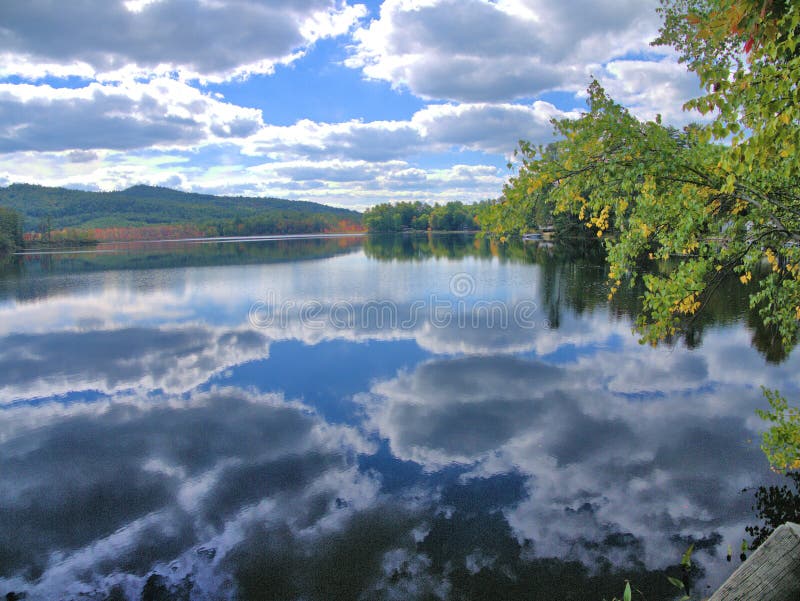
[0, 234, 794, 600]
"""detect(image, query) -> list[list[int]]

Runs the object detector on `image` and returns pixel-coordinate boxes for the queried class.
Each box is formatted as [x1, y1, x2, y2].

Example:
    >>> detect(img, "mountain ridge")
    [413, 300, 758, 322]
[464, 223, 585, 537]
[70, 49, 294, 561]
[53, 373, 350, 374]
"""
[0, 183, 361, 231]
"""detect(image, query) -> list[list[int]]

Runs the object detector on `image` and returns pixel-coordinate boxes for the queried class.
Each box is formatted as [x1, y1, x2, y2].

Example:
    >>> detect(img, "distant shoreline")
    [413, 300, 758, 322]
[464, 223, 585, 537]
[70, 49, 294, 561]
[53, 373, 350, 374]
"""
[15, 232, 367, 255]
[13, 231, 488, 256]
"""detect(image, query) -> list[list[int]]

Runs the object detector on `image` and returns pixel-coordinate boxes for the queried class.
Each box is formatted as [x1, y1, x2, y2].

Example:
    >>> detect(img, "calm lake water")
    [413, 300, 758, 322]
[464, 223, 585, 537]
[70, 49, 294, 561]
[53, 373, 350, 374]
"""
[0, 234, 795, 600]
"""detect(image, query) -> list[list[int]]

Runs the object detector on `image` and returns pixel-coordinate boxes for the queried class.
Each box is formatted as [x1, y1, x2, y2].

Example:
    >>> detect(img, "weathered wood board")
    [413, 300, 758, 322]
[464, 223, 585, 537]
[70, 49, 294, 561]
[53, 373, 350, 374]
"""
[709, 522, 800, 601]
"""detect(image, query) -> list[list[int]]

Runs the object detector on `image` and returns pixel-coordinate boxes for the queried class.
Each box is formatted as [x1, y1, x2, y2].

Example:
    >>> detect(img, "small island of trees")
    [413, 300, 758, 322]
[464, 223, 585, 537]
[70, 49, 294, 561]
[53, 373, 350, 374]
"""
[363, 200, 485, 232]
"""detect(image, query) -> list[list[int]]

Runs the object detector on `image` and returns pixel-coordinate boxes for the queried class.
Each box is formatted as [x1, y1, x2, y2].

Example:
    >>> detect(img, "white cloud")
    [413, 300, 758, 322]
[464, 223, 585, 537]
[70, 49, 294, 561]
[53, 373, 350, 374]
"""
[595, 57, 705, 125]
[0, 0, 708, 203]
[358, 347, 774, 578]
[0, 79, 263, 152]
[0, 387, 380, 599]
[0, 0, 367, 81]
[243, 118, 425, 162]
[413, 101, 579, 153]
[346, 0, 663, 102]
[1, 97, 570, 205]
[240, 100, 571, 161]
[0, 325, 270, 400]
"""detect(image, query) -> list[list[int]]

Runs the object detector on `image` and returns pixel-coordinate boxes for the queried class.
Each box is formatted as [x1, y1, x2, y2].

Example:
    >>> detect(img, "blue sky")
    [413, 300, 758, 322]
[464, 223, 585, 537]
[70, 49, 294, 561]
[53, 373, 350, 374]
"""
[0, 0, 702, 210]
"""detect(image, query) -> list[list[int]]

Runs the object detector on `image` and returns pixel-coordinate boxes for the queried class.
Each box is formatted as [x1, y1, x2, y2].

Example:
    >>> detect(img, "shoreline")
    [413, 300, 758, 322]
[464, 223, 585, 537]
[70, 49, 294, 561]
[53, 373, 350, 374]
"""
[14, 231, 367, 255]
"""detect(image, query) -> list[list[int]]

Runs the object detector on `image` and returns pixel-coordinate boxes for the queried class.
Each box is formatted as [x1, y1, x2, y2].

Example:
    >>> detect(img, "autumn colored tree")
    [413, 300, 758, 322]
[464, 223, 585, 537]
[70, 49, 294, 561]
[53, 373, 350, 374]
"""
[492, 0, 800, 468]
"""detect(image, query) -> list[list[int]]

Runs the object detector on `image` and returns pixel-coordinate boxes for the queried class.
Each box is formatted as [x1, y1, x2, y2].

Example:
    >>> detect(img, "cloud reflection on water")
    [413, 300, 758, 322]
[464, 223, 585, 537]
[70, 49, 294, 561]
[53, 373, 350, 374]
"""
[0, 236, 796, 599]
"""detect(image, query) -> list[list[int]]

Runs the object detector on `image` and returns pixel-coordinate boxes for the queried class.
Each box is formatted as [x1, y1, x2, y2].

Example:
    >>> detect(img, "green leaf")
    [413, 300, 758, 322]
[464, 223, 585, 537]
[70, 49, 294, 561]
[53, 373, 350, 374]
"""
[667, 576, 685, 590]
[681, 544, 694, 568]
[623, 581, 632, 601]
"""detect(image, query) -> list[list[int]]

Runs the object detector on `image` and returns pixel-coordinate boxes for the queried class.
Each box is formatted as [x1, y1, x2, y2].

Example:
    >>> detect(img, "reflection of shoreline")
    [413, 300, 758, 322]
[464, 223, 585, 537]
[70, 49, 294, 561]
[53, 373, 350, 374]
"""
[0, 234, 794, 600]
[17, 232, 366, 255]
[101, 231, 366, 248]
[0, 237, 365, 299]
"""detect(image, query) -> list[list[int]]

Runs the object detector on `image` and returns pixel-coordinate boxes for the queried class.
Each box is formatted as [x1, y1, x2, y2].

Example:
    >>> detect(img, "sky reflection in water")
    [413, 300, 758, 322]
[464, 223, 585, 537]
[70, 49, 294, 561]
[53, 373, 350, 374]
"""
[0, 234, 796, 601]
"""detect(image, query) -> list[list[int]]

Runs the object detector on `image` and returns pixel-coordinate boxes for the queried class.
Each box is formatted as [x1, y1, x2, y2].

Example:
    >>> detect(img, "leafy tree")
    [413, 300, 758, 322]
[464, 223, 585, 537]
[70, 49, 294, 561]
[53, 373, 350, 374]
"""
[429, 201, 475, 231]
[492, 0, 800, 468]
[478, 144, 567, 238]
[0, 207, 23, 254]
[363, 201, 481, 232]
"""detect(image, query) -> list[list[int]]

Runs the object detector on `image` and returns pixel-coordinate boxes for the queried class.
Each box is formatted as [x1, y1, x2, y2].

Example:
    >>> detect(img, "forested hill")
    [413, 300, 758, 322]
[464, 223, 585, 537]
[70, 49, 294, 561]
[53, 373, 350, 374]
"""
[0, 184, 362, 231]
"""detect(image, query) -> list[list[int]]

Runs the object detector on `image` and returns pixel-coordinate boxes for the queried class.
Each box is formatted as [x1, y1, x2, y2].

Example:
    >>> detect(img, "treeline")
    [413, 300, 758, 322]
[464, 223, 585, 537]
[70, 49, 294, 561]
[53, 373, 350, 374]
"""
[204, 214, 362, 238]
[0, 207, 23, 254]
[25, 215, 362, 244]
[362, 195, 595, 239]
[25, 228, 99, 246]
[24, 216, 99, 247]
[363, 201, 484, 232]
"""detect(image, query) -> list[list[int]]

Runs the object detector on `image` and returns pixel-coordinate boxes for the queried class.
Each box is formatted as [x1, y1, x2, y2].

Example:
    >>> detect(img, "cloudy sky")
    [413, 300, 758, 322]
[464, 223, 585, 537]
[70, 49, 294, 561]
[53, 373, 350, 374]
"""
[0, 0, 702, 209]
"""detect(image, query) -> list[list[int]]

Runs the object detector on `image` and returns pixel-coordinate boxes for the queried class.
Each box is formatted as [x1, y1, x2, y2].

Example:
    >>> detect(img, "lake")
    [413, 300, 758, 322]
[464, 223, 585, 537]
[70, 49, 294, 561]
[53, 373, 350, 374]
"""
[0, 233, 794, 601]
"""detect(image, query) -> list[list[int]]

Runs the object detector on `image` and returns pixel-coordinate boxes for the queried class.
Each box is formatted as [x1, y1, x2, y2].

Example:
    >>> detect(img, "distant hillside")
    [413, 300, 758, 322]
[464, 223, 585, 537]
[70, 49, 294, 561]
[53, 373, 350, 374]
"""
[0, 184, 362, 231]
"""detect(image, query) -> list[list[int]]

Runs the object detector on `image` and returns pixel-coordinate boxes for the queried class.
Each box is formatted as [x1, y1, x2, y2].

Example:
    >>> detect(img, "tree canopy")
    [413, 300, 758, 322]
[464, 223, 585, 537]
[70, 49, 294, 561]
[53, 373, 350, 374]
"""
[490, 0, 800, 467]
[363, 201, 482, 232]
[0, 207, 23, 255]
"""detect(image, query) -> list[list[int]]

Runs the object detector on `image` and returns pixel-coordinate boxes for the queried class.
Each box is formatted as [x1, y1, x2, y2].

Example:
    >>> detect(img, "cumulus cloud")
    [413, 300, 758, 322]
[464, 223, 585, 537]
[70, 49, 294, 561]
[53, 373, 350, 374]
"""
[1, 240, 794, 596]
[413, 101, 577, 153]
[249, 119, 425, 162]
[0, 86, 568, 205]
[0, 388, 380, 599]
[0, 152, 507, 208]
[0, 0, 367, 81]
[359, 352, 772, 580]
[271, 159, 404, 183]
[0, 326, 270, 401]
[0, 79, 263, 153]
[241, 100, 571, 161]
[346, 0, 663, 102]
[594, 57, 705, 125]
[0, 0, 707, 202]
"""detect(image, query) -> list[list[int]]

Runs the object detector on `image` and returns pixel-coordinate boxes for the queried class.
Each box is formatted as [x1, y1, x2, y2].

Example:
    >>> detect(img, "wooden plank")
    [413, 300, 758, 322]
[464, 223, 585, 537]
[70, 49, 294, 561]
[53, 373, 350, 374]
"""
[709, 522, 800, 601]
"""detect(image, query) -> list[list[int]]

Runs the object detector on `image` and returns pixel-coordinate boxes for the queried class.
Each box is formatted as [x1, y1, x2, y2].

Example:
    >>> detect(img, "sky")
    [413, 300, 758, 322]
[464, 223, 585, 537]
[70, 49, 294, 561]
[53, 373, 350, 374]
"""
[0, 0, 704, 210]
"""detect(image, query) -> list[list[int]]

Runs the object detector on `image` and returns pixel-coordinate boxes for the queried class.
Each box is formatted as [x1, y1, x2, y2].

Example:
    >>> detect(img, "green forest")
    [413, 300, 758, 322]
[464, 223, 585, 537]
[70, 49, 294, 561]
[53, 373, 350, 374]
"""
[0, 184, 362, 233]
[362, 200, 486, 232]
[0, 184, 510, 249]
